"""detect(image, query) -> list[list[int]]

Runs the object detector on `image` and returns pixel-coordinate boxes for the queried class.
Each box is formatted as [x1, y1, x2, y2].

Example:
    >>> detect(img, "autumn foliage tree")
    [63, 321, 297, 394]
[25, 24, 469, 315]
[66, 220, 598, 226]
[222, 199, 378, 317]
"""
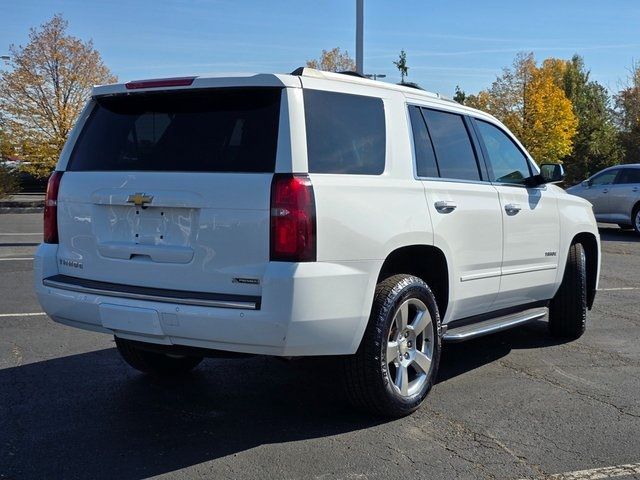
[615, 61, 640, 164]
[465, 53, 577, 164]
[0, 14, 116, 177]
[306, 47, 355, 72]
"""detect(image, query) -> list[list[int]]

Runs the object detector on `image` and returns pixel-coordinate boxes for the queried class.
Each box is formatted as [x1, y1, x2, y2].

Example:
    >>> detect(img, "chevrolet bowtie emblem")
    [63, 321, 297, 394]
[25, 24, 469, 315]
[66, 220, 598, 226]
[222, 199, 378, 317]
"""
[127, 193, 154, 208]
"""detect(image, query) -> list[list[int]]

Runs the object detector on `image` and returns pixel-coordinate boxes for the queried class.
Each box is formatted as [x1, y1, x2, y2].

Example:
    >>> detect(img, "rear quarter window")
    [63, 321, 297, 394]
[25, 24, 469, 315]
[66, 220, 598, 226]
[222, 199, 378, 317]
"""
[304, 90, 385, 175]
[68, 88, 282, 173]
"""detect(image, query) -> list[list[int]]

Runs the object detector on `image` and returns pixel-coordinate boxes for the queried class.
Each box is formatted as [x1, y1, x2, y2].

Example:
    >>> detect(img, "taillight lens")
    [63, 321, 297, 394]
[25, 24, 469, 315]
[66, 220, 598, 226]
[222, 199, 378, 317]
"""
[270, 174, 316, 262]
[44, 171, 63, 244]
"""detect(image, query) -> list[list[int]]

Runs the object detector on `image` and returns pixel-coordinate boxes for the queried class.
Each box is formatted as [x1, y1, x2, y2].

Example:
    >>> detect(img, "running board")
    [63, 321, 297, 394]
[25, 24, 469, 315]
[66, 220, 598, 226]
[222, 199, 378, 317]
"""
[442, 307, 548, 343]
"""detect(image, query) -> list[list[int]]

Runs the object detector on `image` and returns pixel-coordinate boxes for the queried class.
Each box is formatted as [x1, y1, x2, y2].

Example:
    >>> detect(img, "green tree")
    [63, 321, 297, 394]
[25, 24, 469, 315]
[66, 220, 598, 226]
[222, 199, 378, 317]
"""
[561, 55, 622, 183]
[393, 50, 409, 83]
[453, 85, 466, 104]
[615, 61, 640, 164]
[306, 47, 356, 72]
[0, 14, 116, 178]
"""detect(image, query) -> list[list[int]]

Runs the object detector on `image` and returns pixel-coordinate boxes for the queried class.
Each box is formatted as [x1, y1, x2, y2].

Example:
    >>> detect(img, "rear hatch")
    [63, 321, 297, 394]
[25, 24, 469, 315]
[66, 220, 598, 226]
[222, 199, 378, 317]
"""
[56, 87, 284, 299]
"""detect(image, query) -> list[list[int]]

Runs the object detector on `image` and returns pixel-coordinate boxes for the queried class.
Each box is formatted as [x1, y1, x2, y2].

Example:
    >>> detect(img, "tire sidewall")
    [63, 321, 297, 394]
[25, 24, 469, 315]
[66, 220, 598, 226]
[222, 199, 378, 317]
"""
[375, 277, 441, 412]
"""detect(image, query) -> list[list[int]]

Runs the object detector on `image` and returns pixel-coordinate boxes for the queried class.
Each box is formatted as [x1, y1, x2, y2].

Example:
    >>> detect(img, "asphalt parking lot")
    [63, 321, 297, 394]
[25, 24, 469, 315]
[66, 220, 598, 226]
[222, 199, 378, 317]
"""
[1, 213, 639, 480]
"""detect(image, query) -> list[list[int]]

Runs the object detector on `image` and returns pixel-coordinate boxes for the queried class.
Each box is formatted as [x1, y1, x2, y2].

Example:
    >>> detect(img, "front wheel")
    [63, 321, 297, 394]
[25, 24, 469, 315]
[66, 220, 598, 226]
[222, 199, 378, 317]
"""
[344, 274, 441, 418]
[548, 243, 587, 339]
[115, 336, 203, 376]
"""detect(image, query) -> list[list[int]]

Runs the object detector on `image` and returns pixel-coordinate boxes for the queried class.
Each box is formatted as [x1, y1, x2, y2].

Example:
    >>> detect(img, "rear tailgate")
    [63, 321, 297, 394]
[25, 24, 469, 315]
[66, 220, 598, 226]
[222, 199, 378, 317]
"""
[55, 87, 286, 300]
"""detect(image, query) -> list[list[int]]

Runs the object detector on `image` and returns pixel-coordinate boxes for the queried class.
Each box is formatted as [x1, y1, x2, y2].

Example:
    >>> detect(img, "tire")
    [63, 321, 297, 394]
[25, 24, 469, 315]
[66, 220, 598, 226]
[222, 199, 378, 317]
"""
[633, 204, 640, 235]
[115, 336, 203, 376]
[617, 224, 633, 230]
[548, 243, 587, 339]
[344, 274, 441, 418]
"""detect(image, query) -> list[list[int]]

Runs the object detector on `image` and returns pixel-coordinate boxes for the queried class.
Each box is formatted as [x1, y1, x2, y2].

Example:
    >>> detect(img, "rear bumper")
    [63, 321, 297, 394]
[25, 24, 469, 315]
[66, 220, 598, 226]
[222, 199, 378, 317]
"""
[34, 244, 378, 356]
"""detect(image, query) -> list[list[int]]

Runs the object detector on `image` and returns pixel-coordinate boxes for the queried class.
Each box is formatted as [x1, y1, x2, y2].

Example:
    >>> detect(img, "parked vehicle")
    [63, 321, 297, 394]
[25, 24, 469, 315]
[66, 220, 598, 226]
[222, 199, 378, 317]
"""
[566, 164, 640, 234]
[34, 69, 600, 417]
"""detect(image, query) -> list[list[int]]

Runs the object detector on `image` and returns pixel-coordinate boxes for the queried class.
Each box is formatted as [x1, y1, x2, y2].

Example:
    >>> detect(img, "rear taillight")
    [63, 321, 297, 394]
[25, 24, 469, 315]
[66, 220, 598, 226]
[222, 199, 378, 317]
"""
[44, 171, 63, 244]
[270, 174, 316, 262]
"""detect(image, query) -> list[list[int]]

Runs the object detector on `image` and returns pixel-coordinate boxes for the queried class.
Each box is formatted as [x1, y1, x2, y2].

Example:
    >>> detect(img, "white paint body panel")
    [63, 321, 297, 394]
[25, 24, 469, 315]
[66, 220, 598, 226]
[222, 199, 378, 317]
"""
[35, 70, 600, 356]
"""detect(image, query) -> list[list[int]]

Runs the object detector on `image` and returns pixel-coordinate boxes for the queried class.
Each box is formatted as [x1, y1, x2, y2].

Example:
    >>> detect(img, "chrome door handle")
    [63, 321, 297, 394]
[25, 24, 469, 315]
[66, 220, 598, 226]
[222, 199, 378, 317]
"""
[434, 201, 457, 213]
[603, 188, 609, 193]
[504, 203, 522, 215]
[633, 187, 639, 192]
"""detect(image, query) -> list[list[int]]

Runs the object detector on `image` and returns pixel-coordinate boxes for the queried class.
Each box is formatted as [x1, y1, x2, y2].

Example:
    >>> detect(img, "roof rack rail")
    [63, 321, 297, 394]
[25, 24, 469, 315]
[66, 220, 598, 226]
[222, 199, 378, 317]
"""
[397, 81, 424, 91]
[337, 70, 366, 78]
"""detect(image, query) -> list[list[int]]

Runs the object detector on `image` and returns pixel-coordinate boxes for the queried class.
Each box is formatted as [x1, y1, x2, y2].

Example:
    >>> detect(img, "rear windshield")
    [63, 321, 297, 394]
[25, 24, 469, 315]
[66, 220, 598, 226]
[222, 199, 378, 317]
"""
[68, 88, 282, 173]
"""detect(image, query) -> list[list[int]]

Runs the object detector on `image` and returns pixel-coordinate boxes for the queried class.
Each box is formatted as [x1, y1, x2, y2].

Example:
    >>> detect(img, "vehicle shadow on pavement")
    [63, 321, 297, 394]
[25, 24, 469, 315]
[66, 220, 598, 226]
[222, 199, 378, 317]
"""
[1, 348, 381, 479]
[437, 319, 571, 383]
[598, 226, 640, 243]
[1, 321, 567, 479]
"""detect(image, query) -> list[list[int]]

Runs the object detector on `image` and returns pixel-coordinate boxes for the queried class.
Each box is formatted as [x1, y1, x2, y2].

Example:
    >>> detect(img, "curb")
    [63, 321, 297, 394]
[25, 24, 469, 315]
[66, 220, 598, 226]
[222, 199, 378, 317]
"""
[0, 207, 43, 214]
[0, 199, 44, 214]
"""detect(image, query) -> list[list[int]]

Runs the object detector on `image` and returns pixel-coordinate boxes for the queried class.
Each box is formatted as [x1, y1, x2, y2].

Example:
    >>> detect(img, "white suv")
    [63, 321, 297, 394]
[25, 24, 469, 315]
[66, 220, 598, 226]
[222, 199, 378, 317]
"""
[35, 68, 600, 417]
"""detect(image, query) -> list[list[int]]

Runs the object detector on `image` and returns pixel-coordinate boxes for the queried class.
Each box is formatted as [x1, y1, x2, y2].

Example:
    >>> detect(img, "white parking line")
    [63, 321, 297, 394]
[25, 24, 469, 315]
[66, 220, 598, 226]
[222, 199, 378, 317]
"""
[0, 257, 34, 261]
[0, 312, 46, 318]
[598, 287, 639, 291]
[530, 462, 640, 480]
[0, 233, 42, 236]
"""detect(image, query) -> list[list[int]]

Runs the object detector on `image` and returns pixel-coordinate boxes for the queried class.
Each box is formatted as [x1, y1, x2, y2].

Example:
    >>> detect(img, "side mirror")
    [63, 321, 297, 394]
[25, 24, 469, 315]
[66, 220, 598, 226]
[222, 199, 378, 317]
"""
[581, 180, 591, 188]
[539, 163, 565, 184]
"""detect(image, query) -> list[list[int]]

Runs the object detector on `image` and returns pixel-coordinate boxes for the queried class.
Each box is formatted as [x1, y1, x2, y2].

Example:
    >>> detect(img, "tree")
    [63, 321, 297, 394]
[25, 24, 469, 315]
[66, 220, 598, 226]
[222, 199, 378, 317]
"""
[465, 53, 577, 164]
[0, 14, 116, 177]
[561, 55, 622, 183]
[393, 50, 409, 83]
[615, 61, 640, 164]
[306, 47, 355, 72]
[453, 85, 466, 104]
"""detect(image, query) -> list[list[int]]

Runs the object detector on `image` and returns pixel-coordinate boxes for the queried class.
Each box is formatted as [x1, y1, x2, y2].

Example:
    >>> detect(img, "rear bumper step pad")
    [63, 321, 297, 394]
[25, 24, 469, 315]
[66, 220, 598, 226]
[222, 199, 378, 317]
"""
[42, 274, 260, 310]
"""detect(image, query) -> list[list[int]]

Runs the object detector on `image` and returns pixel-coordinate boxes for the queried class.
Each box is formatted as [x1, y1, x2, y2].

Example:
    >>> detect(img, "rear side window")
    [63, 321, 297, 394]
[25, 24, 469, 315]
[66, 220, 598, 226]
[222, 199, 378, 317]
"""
[476, 120, 531, 184]
[408, 106, 439, 177]
[68, 88, 282, 172]
[591, 170, 618, 186]
[616, 168, 640, 184]
[304, 90, 385, 175]
[422, 109, 480, 182]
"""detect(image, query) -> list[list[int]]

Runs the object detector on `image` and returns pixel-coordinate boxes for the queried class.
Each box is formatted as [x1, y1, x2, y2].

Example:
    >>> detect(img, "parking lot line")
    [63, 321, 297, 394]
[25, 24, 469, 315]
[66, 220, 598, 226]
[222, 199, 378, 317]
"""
[0, 233, 42, 235]
[0, 312, 46, 318]
[0, 257, 34, 261]
[529, 461, 640, 480]
[599, 287, 639, 291]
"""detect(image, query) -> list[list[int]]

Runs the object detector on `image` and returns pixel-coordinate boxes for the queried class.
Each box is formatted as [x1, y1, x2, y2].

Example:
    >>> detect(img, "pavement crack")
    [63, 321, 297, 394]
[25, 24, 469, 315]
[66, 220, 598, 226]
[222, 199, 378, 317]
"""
[499, 360, 640, 420]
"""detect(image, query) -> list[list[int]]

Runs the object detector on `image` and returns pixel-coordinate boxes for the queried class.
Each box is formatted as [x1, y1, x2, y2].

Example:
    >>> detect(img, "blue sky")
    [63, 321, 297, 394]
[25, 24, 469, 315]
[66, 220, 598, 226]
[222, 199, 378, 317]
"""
[2, 0, 640, 96]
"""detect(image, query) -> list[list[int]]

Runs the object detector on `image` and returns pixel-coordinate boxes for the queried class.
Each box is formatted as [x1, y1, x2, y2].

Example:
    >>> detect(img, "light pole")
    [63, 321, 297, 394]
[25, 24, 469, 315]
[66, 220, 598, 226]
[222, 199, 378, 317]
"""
[365, 73, 386, 81]
[356, 0, 363, 75]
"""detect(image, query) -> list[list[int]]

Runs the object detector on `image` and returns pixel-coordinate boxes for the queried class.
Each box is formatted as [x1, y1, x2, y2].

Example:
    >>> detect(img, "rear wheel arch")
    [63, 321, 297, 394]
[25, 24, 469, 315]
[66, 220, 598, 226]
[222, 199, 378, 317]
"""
[376, 245, 449, 320]
[571, 232, 598, 309]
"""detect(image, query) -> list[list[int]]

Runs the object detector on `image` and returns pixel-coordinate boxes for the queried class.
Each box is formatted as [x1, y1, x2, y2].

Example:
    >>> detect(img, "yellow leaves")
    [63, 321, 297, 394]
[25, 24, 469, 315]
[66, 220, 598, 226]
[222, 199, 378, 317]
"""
[522, 60, 577, 163]
[306, 48, 356, 73]
[468, 53, 577, 164]
[0, 14, 116, 178]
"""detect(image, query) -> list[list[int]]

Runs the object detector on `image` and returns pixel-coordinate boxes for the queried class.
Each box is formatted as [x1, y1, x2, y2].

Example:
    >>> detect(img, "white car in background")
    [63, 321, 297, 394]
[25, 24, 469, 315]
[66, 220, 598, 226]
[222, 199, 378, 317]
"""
[34, 68, 600, 417]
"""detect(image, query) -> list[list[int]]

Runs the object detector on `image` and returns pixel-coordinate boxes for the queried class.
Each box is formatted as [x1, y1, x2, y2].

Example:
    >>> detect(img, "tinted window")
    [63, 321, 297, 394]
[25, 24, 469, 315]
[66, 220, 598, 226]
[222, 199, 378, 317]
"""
[408, 106, 438, 177]
[590, 170, 618, 186]
[68, 88, 282, 172]
[616, 168, 640, 184]
[304, 90, 385, 174]
[476, 120, 531, 184]
[422, 109, 480, 181]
